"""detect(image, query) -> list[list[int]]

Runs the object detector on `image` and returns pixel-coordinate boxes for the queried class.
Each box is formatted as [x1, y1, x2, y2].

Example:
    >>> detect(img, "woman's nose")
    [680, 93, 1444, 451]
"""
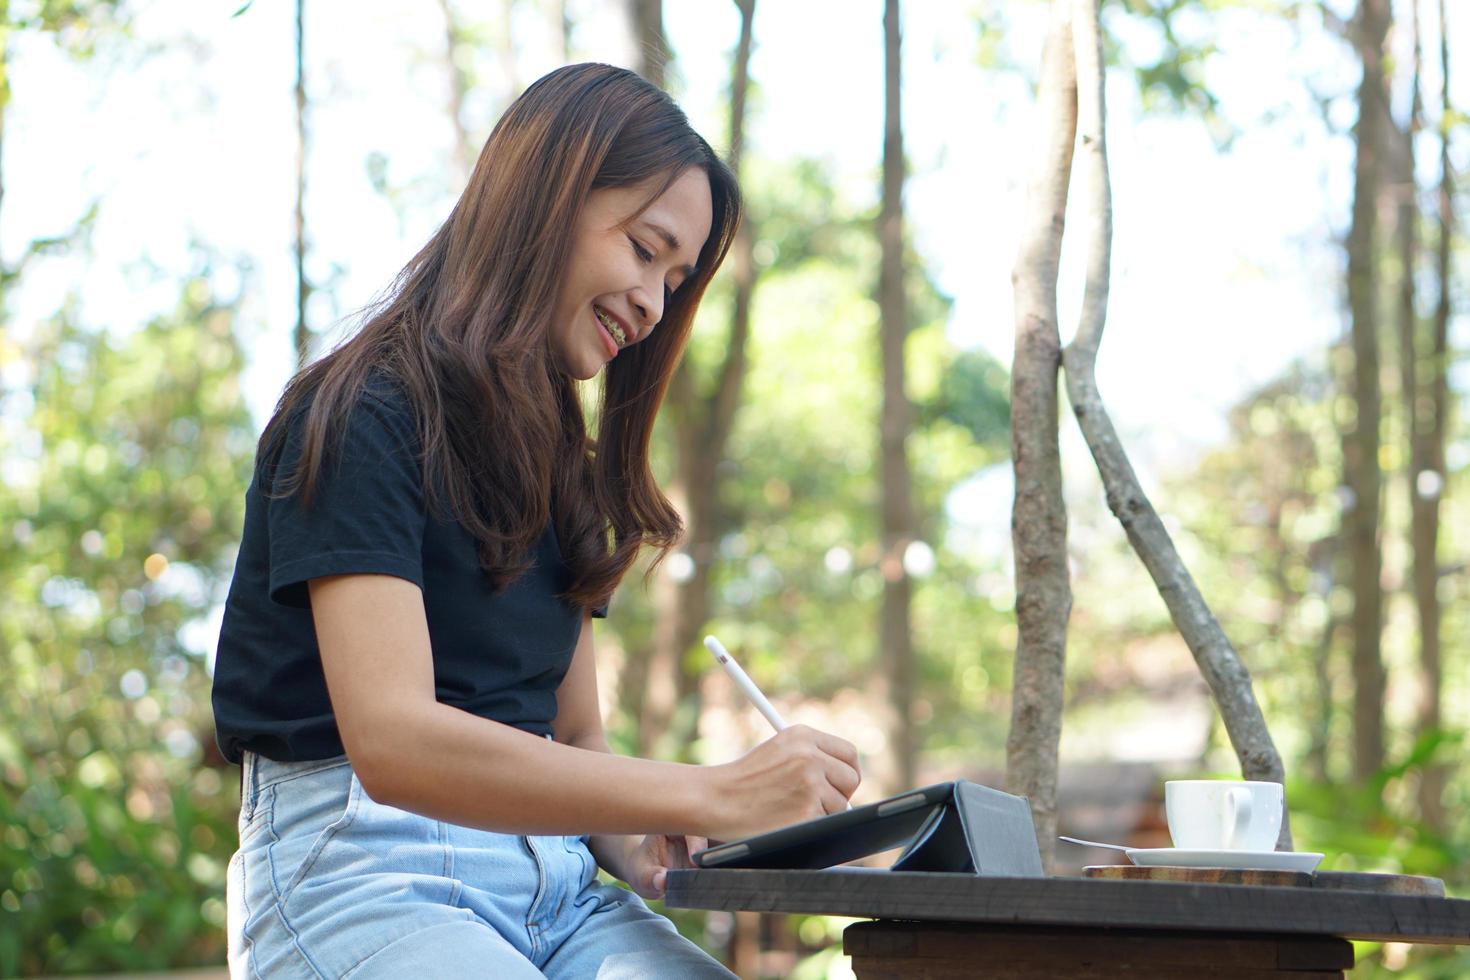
[633, 289, 662, 330]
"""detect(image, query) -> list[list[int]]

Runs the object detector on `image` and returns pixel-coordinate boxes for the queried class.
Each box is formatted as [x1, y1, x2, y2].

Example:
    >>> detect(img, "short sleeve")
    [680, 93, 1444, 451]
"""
[266, 390, 426, 608]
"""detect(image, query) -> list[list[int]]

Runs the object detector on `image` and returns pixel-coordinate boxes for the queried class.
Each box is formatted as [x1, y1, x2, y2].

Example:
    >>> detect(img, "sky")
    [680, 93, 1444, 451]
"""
[5, 0, 1467, 552]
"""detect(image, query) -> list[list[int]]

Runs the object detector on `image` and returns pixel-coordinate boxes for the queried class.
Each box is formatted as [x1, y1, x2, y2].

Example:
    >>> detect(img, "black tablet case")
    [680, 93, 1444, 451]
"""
[692, 780, 1043, 876]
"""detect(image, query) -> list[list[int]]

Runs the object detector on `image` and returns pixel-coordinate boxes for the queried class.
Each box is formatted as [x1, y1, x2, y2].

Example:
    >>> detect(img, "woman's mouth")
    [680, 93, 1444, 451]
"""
[594, 305, 627, 349]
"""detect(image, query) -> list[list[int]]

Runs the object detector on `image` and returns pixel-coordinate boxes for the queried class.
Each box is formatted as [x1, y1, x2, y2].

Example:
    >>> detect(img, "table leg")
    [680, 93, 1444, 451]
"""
[843, 921, 1355, 978]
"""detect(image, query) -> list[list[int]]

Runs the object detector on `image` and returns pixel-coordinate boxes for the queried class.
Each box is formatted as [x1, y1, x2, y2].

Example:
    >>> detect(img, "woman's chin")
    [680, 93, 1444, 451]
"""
[567, 357, 605, 382]
[552, 348, 606, 382]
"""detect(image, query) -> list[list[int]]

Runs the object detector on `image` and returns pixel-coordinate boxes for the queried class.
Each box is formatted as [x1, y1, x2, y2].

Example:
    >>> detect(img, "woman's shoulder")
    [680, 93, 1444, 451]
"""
[261, 370, 421, 477]
[358, 370, 416, 427]
[337, 372, 423, 464]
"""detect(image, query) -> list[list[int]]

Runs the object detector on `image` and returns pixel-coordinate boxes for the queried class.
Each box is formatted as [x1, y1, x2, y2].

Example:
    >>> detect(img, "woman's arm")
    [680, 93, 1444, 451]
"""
[549, 610, 646, 885]
[307, 573, 860, 841]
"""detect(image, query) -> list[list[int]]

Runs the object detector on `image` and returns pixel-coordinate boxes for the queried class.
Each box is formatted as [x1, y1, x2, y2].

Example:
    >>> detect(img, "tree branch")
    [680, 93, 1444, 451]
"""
[1062, 0, 1292, 847]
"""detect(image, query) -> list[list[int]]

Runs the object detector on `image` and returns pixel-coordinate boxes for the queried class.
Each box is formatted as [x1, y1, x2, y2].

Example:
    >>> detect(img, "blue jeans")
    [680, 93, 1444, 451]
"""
[226, 752, 736, 978]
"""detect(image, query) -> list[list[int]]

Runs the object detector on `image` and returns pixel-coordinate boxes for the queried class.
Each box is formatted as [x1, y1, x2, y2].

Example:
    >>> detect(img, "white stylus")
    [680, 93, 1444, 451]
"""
[705, 634, 852, 811]
[704, 635, 787, 732]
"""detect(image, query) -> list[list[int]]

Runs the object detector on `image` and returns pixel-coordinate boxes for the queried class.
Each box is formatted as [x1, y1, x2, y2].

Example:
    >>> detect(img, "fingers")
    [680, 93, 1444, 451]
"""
[647, 836, 708, 898]
[784, 724, 860, 773]
[810, 727, 861, 772]
[647, 837, 707, 901]
[717, 725, 864, 839]
[821, 752, 861, 801]
[783, 724, 862, 801]
[820, 783, 848, 815]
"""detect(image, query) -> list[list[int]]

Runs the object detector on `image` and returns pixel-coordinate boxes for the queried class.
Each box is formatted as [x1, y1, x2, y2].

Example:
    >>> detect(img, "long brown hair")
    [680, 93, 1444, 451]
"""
[259, 63, 741, 610]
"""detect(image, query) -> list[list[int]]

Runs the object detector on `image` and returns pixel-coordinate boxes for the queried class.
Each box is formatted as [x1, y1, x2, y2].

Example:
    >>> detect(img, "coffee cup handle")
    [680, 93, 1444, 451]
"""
[1223, 787, 1253, 849]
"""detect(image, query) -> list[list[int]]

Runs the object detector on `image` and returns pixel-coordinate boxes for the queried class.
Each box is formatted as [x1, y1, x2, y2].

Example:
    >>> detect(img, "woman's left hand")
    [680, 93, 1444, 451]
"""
[625, 833, 708, 899]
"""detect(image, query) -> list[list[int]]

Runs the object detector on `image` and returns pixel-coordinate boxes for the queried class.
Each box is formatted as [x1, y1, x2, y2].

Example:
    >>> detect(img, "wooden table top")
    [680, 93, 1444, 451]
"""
[664, 869, 1470, 946]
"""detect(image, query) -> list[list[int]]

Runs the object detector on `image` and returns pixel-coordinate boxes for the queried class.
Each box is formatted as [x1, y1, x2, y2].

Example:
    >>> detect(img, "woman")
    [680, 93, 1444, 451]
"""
[211, 63, 860, 978]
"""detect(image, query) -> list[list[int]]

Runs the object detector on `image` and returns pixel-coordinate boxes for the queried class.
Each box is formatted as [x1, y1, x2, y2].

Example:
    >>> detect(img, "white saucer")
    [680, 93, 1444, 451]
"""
[1125, 848, 1325, 873]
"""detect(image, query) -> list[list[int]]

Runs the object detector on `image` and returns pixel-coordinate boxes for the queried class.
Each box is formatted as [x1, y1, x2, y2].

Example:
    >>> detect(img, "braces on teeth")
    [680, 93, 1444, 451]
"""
[595, 307, 627, 347]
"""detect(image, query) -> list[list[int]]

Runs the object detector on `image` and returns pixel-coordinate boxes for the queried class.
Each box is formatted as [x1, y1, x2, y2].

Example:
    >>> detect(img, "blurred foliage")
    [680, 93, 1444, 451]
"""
[1110, 0, 1229, 139]
[4, 0, 1469, 977]
[1166, 363, 1345, 764]
[5, 0, 126, 57]
[608, 152, 1015, 770]
[0, 275, 255, 974]
[1289, 738, 1470, 978]
[1152, 352, 1470, 978]
[974, 0, 1248, 145]
[1, 0, 125, 296]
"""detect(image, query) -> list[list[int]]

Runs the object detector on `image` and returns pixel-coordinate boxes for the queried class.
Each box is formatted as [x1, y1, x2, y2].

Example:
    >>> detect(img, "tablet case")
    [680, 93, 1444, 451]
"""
[692, 780, 1043, 876]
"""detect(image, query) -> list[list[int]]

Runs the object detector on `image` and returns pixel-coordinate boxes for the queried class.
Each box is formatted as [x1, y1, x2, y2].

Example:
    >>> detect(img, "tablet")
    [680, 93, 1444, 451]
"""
[691, 782, 957, 870]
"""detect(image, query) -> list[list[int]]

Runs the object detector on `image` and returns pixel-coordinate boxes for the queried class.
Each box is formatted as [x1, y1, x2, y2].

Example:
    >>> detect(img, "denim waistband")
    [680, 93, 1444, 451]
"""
[240, 751, 351, 818]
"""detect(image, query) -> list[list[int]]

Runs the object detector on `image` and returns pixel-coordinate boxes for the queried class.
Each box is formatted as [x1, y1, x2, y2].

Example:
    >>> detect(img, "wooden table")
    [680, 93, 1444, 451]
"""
[665, 869, 1470, 977]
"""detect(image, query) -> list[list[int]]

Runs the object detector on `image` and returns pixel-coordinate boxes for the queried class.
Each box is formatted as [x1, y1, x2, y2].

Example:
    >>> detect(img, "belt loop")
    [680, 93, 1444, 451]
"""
[240, 751, 258, 820]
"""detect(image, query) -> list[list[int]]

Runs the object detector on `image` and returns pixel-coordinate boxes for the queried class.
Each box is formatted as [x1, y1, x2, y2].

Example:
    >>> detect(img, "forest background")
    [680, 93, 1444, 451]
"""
[2, 0, 1467, 977]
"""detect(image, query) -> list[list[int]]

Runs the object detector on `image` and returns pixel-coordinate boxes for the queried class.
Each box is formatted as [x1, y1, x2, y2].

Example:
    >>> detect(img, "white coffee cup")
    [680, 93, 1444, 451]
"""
[1165, 780, 1284, 851]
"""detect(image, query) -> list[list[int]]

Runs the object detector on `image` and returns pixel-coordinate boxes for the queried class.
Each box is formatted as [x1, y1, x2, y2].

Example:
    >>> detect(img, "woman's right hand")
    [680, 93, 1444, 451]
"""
[704, 724, 861, 841]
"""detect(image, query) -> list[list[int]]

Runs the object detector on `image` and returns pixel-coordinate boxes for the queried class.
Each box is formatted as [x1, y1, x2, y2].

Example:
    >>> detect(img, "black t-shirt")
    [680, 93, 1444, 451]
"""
[211, 377, 595, 764]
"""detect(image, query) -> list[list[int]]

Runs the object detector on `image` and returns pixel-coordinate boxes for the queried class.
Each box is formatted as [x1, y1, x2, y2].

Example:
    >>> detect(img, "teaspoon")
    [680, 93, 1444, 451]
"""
[1058, 835, 1131, 852]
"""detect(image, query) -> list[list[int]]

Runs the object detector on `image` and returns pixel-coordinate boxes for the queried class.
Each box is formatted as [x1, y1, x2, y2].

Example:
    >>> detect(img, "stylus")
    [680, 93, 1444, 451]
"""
[704, 635, 787, 731]
[704, 635, 852, 811]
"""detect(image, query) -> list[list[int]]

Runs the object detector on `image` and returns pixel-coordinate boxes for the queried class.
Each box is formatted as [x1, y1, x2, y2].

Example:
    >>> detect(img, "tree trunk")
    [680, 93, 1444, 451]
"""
[1305, 531, 1338, 783]
[638, 0, 758, 758]
[1344, 0, 1390, 783]
[1394, 0, 1442, 833]
[877, 0, 918, 794]
[615, 0, 669, 744]
[1417, 0, 1453, 831]
[1392, 0, 1422, 658]
[1005, 0, 1075, 871]
[436, 0, 475, 185]
[293, 0, 311, 370]
[1061, 0, 1292, 848]
[729, 910, 761, 979]
[1307, 599, 1338, 783]
[554, 0, 572, 62]
[628, 0, 669, 88]
[0, 0, 7, 217]
[496, 0, 520, 107]
[1, 0, 9, 308]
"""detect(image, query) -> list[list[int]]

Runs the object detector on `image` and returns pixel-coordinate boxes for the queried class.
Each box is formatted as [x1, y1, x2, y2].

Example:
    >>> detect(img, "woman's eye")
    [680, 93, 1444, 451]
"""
[628, 237, 653, 263]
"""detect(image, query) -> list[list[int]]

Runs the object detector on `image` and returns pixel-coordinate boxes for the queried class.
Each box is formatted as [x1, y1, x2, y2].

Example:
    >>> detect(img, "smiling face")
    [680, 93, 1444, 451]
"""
[550, 167, 714, 381]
